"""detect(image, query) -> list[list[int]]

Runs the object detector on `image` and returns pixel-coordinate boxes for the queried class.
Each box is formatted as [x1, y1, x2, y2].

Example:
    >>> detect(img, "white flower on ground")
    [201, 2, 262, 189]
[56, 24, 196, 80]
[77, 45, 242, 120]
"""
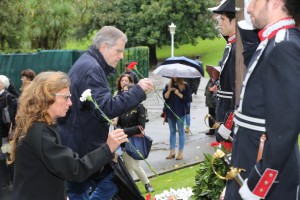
[80, 89, 92, 102]
[154, 187, 194, 200]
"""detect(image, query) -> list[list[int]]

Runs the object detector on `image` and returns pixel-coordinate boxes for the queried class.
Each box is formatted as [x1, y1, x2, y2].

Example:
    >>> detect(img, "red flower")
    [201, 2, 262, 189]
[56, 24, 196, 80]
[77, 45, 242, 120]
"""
[211, 142, 220, 147]
[127, 61, 138, 70]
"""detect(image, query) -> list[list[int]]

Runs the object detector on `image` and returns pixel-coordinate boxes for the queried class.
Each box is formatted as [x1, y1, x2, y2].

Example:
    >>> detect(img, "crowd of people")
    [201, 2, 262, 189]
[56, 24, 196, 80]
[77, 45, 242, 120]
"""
[0, 0, 299, 199]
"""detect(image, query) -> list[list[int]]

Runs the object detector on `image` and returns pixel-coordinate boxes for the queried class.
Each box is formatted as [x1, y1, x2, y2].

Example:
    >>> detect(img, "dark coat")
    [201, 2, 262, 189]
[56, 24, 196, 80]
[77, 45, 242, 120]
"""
[225, 26, 300, 200]
[117, 104, 146, 136]
[0, 91, 17, 141]
[204, 79, 216, 108]
[13, 122, 114, 200]
[162, 83, 191, 120]
[216, 41, 236, 123]
[58, 46, 146, 157]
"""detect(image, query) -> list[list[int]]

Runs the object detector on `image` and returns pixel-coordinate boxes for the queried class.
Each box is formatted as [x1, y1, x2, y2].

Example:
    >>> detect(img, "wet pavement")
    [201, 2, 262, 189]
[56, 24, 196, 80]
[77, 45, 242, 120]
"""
[137, 73, 215, 180]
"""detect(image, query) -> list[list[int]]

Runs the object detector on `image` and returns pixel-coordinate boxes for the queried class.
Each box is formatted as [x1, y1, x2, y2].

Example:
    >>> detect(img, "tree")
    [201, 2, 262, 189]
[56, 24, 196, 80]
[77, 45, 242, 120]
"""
[19, 0, 75, 49]
[0, 0, 24, 51]
[74, 0, 219, 65]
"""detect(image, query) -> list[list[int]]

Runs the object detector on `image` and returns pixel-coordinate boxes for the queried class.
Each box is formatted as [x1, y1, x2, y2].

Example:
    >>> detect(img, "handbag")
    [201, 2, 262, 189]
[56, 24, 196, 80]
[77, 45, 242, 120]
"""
[2, 94, 11, 124]
[125, 126, 153, 160]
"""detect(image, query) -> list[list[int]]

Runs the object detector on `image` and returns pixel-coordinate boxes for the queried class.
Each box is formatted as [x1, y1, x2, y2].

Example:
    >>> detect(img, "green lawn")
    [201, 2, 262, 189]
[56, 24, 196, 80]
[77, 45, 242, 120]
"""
[135, 165, 198, 199]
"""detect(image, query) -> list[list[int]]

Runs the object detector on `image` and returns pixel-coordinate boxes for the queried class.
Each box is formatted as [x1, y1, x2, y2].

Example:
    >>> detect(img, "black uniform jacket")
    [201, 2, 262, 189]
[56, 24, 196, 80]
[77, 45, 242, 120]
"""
[13, 122, 114, 200]
[226, 23, 300, 200]
[216, 39, 236, 123]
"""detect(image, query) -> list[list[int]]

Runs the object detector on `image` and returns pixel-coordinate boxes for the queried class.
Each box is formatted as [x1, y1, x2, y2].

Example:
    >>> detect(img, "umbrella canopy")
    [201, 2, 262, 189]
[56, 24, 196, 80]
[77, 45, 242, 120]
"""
[206, 65, 221, 79]
[110, 157, 145, 200]
[153, 63, 201, 78]
[160, 56, 204, 76]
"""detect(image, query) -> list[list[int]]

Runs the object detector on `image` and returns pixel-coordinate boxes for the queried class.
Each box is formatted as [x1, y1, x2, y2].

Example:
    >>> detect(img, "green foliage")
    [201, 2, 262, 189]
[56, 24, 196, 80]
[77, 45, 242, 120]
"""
[0, 0, 23, 51]
[193, 153, 227, 200]
[21, 0, 75, 49]
[73, 0, 219, 64]
[108, 46, 149, 94]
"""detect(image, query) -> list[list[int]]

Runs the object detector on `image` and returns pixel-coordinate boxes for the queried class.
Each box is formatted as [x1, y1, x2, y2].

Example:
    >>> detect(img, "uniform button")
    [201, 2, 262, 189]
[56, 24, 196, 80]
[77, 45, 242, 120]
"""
[259, 188, 264, 193]
[264, 181, 269, 185]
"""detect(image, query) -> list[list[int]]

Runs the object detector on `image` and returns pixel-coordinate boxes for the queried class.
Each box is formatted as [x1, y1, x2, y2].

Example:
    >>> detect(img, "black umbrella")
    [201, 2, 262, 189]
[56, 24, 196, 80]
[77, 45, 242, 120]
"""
[160, 56, 204, 77]
[110, 156, 145, 200]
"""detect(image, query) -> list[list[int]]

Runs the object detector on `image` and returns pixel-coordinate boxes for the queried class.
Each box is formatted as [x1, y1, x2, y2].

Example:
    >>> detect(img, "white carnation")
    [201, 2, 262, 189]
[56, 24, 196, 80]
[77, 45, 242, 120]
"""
[80, 89, 92, 102]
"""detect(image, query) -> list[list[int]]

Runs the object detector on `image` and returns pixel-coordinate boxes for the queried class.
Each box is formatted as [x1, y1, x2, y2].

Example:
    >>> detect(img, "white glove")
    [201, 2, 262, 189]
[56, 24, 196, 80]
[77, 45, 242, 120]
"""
[218, 124, 231, 140]
[239, 179, 261, 200]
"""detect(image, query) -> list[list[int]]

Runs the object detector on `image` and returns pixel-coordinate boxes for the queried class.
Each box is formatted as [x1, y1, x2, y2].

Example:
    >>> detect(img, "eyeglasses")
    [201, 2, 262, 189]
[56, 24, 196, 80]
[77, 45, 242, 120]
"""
[105, 43, 124, 54]
[54, 93, 72, 101]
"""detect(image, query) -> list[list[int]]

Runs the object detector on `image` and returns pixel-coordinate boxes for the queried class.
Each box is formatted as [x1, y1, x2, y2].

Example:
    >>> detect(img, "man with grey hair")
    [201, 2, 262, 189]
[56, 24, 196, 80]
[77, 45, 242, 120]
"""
[58, 26, 154, 200]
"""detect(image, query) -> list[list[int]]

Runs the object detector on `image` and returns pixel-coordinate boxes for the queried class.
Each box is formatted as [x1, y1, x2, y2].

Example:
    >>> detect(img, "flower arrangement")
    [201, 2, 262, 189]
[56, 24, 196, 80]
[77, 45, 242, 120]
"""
[80, 89, 157, 176]
[154, 187, 194, 200]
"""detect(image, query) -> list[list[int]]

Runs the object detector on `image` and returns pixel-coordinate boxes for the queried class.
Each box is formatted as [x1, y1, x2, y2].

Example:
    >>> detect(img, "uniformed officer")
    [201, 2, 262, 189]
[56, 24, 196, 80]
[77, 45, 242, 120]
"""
[224, 0, 300, 199]
[210, 0, 237, 145]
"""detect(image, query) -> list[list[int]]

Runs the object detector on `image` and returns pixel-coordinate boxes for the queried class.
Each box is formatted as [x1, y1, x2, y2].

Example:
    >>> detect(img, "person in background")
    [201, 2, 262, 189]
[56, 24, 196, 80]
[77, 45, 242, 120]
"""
[8, 71, 128, 200]
[163, 77, 190, 160]
[193, 55, 203, 95]
[117, 83, 154, 193]
[115, 74, 133, 95]
[58, 26, 154, 200]
[0, 75, 18, 196]
[7, 80, 19, 98]
[183, 56, 204, 134]
[20, 69, 36, 92]
[182, 78, 195, 134]
[111, 74, 134, 127]
[204, 65, 220, 136]
[123, 61, 139, 84]
[210, 0, 236, 148]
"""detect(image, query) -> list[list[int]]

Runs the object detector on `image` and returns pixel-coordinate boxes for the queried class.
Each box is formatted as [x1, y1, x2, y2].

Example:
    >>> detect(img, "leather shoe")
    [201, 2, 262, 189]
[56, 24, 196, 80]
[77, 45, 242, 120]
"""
[145, 184, 154, 193]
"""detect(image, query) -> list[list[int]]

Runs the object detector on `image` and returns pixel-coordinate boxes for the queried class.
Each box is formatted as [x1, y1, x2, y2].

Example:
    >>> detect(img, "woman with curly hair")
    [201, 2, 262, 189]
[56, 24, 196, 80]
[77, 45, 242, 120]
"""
[8, 71, 127, 200]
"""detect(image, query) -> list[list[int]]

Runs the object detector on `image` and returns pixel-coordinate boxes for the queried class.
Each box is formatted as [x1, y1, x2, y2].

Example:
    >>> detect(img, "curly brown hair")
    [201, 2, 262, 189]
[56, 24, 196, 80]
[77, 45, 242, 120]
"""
[8, 71, 70, 164]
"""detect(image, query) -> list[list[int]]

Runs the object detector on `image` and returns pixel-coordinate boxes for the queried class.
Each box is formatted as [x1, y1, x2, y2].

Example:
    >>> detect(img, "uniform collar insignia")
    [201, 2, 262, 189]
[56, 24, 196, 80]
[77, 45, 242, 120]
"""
[258, 17, 295, 41]
[228, 33, 236, 44]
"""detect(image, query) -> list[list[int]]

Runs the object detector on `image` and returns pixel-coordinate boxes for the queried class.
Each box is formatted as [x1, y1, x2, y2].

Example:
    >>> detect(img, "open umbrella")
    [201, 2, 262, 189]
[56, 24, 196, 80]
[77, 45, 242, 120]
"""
[160, 56, 204, 76]
[206, 65, 221, 79]
[153, 63, 201, 78]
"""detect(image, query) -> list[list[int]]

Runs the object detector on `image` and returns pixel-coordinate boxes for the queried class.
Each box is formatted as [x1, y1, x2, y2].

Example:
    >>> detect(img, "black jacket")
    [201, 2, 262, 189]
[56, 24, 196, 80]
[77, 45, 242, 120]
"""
[13, 122, 114, 200]
[0, 91, 17, 141]
[225, 25, 300, 200]
[117, 104, 146, 136]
